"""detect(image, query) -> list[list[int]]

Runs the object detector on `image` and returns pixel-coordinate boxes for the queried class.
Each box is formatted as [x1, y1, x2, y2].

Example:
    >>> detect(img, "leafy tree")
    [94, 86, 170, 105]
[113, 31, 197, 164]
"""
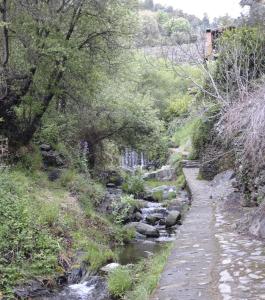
[0, 0, 136, 150]
[137, 11, 160, 46]
[38, 52, 165, 169]
[164, 17, 191, 36]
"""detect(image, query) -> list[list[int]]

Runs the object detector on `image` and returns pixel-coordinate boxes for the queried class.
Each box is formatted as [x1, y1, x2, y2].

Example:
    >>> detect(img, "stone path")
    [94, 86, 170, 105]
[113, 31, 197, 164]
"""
[151, 167, 265, 300]
[215, 196, 265, 299]
[151, 168, 219, 300]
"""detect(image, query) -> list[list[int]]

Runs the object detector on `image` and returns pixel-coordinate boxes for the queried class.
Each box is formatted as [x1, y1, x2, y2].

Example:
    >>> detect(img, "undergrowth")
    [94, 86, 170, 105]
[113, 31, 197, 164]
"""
[0, 167, 131, 298]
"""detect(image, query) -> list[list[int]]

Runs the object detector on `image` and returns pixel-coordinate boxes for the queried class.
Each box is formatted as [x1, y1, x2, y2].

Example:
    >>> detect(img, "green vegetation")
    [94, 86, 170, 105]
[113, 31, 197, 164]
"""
[172, 118, 198, 150]
[191, 105, 220, 160]
[152, 190, 164, 202]
[145, 179, 178, 188]
[107, 245, 172, 299]
[0, 168, 132, 295]
[108, 267, 133, 298]
[2, 0, 261, 296]
[0, 170, 59, 294]
[112, 195, 143, 225]
[122, 175, 145, 197]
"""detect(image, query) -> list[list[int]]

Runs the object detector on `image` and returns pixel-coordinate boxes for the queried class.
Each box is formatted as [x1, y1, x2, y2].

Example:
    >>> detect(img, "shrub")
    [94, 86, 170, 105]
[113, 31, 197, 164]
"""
[37, 201, 60, 227]
[18, 145, 43, 171]
[191, 105, 220, 159]
[172, 118, 197, 149]
[37, 122, 60, 146]
[122, 175, 145, 197]
[166, 94, 192, 120]
[112, 195, 139, 225]
[108, 267, 133, 298]
[215, 27, 265, 96]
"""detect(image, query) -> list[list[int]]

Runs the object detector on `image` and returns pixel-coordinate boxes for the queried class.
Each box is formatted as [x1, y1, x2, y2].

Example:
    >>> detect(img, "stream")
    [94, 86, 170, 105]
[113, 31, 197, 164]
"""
[38, 189, 190, 300]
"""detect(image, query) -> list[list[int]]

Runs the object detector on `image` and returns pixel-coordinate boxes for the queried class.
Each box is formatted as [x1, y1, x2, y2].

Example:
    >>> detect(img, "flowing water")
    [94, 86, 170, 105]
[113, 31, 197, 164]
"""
[39, 193, 189, 300]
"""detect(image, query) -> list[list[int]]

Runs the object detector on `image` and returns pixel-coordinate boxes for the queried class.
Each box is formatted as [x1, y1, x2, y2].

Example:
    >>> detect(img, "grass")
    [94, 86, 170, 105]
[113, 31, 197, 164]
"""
[107, 245, 173, 299]
[0, 167, 133, 298]
[108, 267, 133, 298]
[145, 179, 178, 188]
[124, 244, 173, 300]
[145, 176, 185, 192]
[172, 117, 199, 151]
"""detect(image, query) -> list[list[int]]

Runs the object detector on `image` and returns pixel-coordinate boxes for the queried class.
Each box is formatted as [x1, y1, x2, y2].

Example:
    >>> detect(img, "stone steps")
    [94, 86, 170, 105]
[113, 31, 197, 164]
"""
[181, 160, 200, 168]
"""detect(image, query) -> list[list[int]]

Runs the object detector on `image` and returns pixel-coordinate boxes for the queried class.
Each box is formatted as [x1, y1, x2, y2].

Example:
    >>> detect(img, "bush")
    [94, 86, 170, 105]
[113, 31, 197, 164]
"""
[171, 118, 197, 149]
[18, 146, 43, 171]
[215, 27, 265, 96]
[166, 95, 192, 120]
[37, 122, 60, 146]
[112, 195, 140, 225]
[108, 267, 133, 298]
[191, 105, 220, 159]
[122, 175, 145, 197]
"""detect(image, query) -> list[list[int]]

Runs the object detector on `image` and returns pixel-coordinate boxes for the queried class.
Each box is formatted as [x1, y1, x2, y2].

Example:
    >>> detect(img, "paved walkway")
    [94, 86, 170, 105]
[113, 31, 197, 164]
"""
[151, 167, 265, 300]
[151, 168, 220, 300]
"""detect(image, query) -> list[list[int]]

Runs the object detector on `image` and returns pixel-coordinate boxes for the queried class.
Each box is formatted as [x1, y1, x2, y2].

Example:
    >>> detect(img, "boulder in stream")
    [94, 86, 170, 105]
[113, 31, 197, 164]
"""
[126, 222, 160, 238]
[165, 210, 181, 227]
[146, 213, 164, 225]
[14, 280, 51, 299]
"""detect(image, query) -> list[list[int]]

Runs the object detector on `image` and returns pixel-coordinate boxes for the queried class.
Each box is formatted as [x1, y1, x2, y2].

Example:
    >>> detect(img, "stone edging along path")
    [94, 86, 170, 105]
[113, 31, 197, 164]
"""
[151, 167, 265, 300]
[151, 167, 220, 300]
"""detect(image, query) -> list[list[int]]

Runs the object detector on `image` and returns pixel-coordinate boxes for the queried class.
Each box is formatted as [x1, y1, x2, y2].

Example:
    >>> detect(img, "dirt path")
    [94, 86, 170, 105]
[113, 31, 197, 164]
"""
[151, 167, 265, 300]
[151, 168, 220, 300]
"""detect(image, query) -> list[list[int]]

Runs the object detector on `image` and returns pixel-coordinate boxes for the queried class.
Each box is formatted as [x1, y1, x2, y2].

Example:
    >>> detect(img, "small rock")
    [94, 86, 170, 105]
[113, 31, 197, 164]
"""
[101, 263, 121, 273]
[40, 144, 52, 151]
[14, 281, 51, 298]
[42, 150, 65, 167]
[159, 219, 166, 226]
[48, 169, 61, 181]
[133, 212, 143, 222]
[106, 183, 116, 188]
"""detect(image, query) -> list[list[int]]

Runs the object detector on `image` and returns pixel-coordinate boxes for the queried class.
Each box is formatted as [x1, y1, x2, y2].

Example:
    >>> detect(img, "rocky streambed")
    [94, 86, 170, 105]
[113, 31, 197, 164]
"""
[39, 188, 190, 300]
[15, 169, 190, 300]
